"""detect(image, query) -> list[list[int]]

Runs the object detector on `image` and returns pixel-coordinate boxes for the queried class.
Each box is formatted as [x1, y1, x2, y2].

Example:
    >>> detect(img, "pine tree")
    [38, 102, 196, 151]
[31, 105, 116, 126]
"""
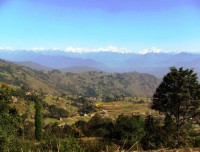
[152, 67, 200, 138]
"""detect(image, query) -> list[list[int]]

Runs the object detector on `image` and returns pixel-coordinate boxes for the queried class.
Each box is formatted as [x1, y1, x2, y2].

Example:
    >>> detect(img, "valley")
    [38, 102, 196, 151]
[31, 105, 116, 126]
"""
[1, 0, 200, 151]
[0, 56, 199, 152]
[0, 58, 199, 151]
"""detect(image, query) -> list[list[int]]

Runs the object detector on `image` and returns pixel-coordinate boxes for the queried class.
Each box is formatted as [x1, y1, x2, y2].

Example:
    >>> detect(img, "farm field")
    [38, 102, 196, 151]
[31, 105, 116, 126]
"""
[96, 100, 156, 119]
[12, 93, 155, 125]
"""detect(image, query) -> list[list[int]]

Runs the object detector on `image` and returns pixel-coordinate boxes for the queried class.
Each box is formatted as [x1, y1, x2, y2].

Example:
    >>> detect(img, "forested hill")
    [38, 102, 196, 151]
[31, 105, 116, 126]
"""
[46, 70, 161, 98]
[0, 59, 59, 95]
[0, 59, 161, 98]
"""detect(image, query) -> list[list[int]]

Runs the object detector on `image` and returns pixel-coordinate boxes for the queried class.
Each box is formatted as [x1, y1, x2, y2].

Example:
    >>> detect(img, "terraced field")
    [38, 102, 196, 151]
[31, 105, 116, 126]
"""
[96, 100, 156, 119]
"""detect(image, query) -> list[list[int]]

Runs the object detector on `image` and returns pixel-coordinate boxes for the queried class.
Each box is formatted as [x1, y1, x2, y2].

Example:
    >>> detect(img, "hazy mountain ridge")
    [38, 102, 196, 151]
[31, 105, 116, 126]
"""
[0, 59, 160, 97]
[15, 61, 53, 71]
[0, 50, 200, 77]
[15, 61, 101, 73]
[0, 50, 106, 70]
[60, 66, 101, 73]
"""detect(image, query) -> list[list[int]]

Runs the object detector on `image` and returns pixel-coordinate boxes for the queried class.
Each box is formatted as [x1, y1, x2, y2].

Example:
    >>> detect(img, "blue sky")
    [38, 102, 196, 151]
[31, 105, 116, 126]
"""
[0, 0, 200, 53]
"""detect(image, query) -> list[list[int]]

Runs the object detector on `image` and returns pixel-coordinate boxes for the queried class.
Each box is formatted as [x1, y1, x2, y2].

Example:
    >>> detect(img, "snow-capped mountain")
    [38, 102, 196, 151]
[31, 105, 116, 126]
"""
[0, 49, 200, 77]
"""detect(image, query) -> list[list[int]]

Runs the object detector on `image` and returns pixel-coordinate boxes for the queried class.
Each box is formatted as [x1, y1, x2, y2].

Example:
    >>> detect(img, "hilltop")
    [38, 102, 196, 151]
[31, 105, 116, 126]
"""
[0, 59, 160, 98]
[0, 59, 59, 95]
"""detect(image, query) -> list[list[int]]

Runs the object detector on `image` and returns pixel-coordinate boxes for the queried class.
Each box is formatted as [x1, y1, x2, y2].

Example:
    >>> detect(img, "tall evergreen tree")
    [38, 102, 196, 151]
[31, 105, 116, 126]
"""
[152, 67, 200, 138]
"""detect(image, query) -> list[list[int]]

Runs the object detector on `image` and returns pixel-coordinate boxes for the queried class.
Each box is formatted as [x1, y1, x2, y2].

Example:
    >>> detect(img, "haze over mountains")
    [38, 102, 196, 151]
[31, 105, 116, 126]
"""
[0, 49, 200, 77]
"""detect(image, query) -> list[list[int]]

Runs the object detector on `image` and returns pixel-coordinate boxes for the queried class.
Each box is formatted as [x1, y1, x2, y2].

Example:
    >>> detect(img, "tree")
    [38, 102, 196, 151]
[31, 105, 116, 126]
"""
[152, 67, 200, 137]
[0, 84, 11, 115]
[141, 115, 164, 150]
[34, 96, 43, 141]
[0, 84, 20, 151]
[86, 114, 114, 137]
[162, 114, 177, 148]
[78, 97, 96, 114]
[113, 114, 144, 148]
[114, 114, 144, 140]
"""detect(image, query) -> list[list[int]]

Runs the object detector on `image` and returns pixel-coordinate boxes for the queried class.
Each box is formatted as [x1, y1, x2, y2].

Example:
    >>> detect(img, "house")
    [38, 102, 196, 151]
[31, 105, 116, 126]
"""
[12, 96, 18, 103]
[98, 110, 109, 117]
[26, 91, 31, 96]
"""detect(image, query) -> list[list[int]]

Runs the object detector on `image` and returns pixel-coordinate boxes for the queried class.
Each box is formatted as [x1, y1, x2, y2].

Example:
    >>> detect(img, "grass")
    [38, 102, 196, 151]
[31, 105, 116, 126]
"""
[96, 100, 156, 119]
[44, 95, 78, 117]
[64, 116, 91, 125]
[44, 118, 60, 124]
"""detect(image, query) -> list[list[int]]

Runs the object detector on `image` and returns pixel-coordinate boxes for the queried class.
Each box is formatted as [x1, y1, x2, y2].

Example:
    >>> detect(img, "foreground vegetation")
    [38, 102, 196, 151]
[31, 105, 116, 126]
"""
[0, 67, 200, 151]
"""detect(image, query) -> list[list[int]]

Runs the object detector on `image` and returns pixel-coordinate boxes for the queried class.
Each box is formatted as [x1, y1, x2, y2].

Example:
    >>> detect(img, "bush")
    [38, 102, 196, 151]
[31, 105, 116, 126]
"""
[188, 136, 200, 148]
[11, 88, 25, 98]
[63, 124, 83, 137]
[78, 97, 96, 114]
[141, 115, 165, 150]
[44, 104, 69, 119]
[75, 120, 89, 136]
[60, 137, 84, 152]
[113, 114, 144, 140]
[81, 139, 118, 152]
[87, 114, 114, 137]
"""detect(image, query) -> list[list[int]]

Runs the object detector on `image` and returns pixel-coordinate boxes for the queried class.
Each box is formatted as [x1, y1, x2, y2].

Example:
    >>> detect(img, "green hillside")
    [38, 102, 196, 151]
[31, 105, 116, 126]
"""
[45, 70, 161, 98]
[0, 59, 59, 95]
[0, 59, 161, 98]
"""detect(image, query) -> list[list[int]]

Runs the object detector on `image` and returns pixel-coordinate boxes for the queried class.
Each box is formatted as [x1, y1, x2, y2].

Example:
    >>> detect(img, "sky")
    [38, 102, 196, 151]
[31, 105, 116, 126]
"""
[0, 0, 200, 53]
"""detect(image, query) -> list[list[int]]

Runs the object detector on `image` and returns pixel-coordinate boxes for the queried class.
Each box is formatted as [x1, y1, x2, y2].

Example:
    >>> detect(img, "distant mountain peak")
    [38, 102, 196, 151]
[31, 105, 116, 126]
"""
[0, 45, 133, 54]
[64, 45, 131, 54]
[1, 46, 199, 55]
[0, 47, 14, 51]
[138, 47, 161, 55]
[177, 52, 192, 55]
